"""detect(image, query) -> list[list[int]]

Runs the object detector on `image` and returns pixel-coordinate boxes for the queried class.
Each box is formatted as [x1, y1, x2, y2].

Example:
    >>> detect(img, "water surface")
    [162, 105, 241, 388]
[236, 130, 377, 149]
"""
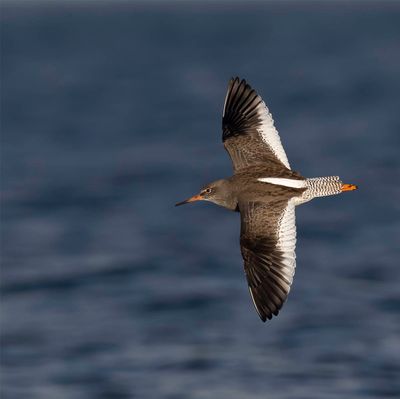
[1, 2, 400, 398]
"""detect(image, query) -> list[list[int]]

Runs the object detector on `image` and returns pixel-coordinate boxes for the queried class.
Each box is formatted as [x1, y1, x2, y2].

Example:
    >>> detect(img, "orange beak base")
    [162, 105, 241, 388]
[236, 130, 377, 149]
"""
[175, 194, 203, 206]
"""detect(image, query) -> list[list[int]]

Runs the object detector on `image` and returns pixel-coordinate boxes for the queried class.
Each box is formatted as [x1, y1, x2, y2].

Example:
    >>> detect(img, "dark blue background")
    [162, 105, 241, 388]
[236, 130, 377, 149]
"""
[1, 2, 400, 398]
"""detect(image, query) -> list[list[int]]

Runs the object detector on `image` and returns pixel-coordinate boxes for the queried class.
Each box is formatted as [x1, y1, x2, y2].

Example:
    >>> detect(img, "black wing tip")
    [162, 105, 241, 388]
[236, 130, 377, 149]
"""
[250, 292, 280, 322]
[223, 77, 261, 141]
[249, 283, 283, 322]
[229, 76, 246, 84]
[228, 77, 250, 92]
[258, 309, 280, 323]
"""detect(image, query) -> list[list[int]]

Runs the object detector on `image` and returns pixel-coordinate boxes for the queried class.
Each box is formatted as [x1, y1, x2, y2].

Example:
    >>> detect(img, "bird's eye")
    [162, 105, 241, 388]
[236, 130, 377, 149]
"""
[204, 188, 212, 194]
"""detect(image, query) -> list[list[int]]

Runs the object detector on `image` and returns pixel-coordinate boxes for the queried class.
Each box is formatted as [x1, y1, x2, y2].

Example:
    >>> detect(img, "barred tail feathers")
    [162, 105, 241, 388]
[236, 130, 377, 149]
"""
[295, 176, 348, 204]
[306, 176, 343, 198]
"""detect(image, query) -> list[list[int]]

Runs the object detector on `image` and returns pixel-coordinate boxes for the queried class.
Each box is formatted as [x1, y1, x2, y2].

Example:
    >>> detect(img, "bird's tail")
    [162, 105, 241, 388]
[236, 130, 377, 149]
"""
[297, 176, 357, 204]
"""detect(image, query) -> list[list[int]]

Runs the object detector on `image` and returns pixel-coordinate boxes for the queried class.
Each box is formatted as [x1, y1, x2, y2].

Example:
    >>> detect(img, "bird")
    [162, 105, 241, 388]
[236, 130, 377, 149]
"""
[176, 77, 357, 322]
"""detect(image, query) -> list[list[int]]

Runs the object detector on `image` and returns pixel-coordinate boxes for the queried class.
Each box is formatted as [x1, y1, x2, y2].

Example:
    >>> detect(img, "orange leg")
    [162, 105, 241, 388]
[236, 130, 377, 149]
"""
[341, 183, 358, 192]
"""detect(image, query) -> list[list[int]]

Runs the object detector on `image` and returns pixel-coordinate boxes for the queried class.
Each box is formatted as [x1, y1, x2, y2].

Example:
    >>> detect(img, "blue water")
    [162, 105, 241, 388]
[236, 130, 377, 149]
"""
[1, 2, 400, 398]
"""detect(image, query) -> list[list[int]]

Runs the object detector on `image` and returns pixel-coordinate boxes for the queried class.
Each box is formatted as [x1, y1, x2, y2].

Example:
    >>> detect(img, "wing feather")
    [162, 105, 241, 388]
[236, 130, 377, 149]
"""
[239, 200, 297, 321]
[222, 77, 291, 172]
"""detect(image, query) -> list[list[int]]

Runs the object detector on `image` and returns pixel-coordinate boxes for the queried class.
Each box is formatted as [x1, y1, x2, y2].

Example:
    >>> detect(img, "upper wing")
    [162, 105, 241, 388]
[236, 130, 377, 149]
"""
[239, 200, 297, 321]
[222, 77, 291, 172]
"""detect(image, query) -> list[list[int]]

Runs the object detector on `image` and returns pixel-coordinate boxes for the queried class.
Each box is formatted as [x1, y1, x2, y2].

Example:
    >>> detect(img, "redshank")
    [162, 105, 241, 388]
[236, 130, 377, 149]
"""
[176, 77, 357, 322]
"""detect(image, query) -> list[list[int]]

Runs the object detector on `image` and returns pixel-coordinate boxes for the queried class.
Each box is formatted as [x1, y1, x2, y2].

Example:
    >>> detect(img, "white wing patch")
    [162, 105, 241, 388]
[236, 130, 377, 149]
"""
[256, 101, 291, 169]
[258, 177, 306, 188]
[276, 201, 297, 292]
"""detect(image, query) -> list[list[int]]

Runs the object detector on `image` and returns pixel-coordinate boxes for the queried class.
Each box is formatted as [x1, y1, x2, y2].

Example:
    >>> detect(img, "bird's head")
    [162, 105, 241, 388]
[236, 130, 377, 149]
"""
[175, 179, 237, 210]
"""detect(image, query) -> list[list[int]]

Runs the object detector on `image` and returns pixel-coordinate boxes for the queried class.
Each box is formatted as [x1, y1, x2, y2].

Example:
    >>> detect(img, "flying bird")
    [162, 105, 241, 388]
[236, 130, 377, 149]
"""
[176, 77, 357, 322]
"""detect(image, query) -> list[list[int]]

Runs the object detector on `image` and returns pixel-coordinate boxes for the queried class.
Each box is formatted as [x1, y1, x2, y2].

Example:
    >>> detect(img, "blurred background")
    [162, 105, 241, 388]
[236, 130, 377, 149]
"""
[1, 1, 400, 398]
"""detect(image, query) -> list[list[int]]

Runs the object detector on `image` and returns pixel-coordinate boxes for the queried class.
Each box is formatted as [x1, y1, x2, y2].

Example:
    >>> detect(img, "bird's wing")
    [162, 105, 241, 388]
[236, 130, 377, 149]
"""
[239, 199, 297, 321]
[222, 77, 291, 172]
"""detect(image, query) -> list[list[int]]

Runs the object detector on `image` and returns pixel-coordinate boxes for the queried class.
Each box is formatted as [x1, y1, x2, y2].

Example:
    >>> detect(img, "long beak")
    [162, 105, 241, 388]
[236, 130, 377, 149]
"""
[175, 194, 202, 206]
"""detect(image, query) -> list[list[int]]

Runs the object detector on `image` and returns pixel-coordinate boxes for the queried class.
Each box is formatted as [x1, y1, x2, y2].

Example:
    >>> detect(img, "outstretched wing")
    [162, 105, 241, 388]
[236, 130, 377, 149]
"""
[239, 200, 297, 321]
[222, 77, 291, 172]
